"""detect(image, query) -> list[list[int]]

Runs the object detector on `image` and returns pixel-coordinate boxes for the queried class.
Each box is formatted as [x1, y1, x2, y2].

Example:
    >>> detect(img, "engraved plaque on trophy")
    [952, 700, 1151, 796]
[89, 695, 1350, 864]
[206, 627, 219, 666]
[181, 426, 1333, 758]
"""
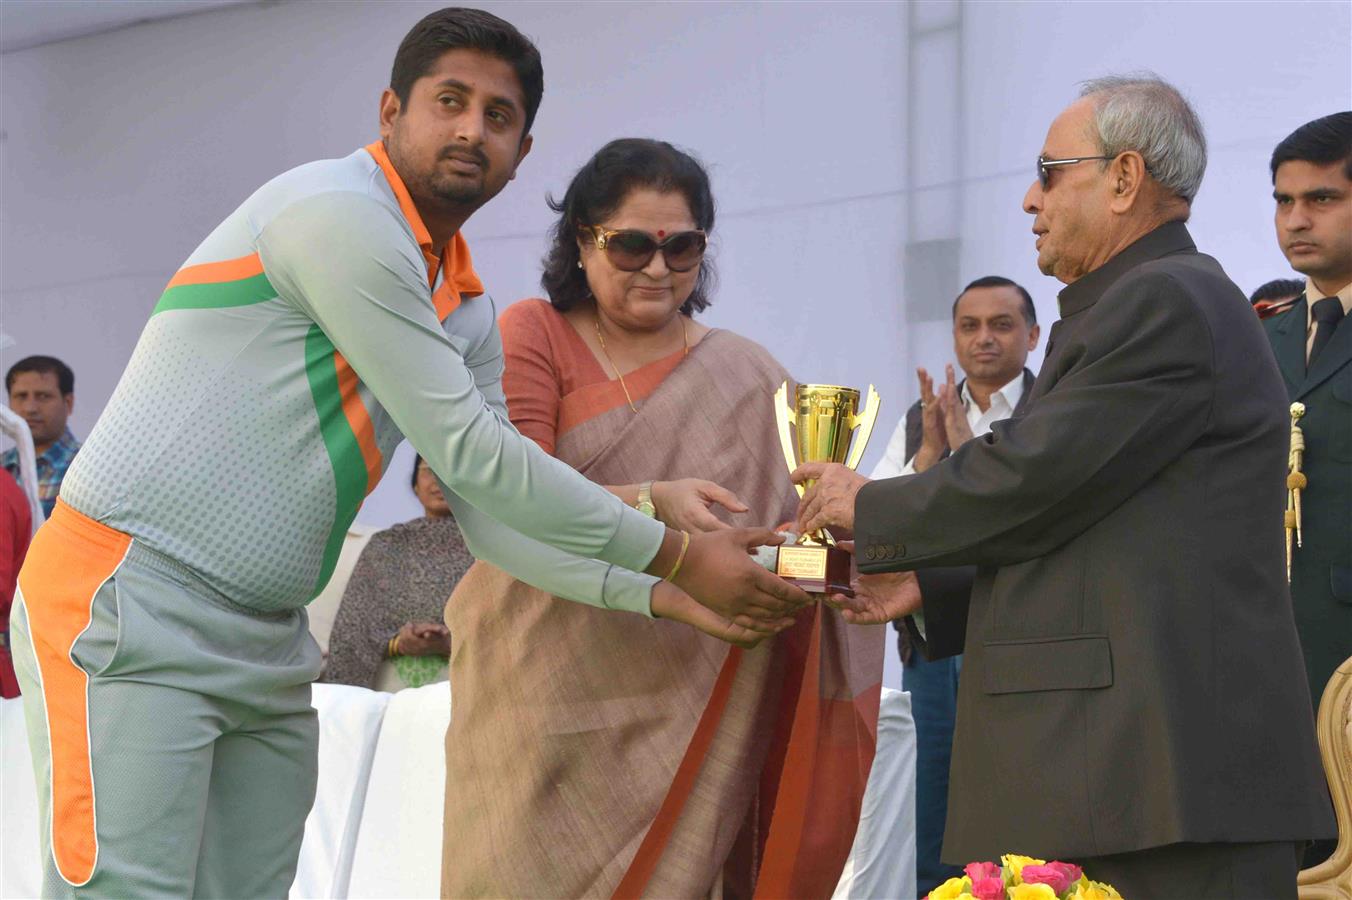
[773, 382, 881, 596]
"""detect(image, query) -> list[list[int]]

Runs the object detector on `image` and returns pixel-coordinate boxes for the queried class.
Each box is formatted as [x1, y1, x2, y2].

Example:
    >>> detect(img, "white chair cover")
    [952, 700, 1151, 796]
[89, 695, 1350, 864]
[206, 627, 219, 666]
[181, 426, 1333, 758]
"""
[345, 682, 452, 899]
[1, 695, 42, 899]
[834, 687, 918, 899]
[290, 684, 392, 899]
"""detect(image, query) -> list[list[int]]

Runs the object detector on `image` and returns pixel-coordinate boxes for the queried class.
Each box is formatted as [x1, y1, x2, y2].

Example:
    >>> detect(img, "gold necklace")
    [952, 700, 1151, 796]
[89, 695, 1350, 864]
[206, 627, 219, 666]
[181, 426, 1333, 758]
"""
[594, 314, 689, 413]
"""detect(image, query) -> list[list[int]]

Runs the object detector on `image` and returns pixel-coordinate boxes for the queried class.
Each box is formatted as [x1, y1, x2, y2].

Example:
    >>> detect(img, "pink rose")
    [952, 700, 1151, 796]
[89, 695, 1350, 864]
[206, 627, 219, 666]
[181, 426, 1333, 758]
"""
[1021, 862, 1082, 895]
[971, 876, 1006, 899]
[965, 862, 1002, 883]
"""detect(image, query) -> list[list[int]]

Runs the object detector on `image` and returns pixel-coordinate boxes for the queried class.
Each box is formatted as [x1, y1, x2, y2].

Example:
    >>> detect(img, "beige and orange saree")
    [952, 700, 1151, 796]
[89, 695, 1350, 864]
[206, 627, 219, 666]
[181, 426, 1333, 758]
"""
[442, 325, 884, 899]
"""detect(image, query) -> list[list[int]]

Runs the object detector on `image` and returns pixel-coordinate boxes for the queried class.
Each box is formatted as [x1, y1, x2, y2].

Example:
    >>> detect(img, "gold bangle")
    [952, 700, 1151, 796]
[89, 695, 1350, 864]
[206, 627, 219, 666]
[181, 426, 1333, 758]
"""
[664, 530, 690, 582]
[388, 635, 401, 658]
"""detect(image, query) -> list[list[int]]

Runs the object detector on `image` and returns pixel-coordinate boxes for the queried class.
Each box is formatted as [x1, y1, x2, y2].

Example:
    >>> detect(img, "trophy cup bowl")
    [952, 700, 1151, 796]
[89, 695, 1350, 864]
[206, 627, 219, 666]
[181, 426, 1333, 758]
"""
[773, 382, 881, 597]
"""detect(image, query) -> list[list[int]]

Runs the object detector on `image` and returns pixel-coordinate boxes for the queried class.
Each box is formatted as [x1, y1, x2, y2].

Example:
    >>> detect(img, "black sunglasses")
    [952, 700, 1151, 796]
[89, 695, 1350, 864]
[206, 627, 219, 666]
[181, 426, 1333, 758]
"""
[1037, 154, 1114, 189]
[580, 225, 708, 273]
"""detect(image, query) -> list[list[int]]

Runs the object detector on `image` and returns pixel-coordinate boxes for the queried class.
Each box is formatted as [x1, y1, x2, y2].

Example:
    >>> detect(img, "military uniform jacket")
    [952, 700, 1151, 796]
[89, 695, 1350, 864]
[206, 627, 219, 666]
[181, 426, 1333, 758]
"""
[1262, 294, 1352, 708]
[856, 222, 1334, 860]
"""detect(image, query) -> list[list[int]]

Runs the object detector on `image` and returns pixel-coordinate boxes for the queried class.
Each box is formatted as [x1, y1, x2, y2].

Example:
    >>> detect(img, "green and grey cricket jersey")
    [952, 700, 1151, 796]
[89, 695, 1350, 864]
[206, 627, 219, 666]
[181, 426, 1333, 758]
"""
[60, 141, 665, 614]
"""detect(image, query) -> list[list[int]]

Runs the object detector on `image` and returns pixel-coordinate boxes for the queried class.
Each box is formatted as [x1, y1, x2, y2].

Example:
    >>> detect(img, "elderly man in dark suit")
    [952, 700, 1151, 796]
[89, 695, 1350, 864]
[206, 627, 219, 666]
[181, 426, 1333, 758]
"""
[870, 275, 1039, 895]
[793, 75, 1334, 897]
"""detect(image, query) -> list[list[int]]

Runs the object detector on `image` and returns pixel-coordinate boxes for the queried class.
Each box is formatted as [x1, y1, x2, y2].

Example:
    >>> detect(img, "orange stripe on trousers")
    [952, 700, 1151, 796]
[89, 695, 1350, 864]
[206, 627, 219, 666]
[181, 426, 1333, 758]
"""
[16, 500, 132, 887]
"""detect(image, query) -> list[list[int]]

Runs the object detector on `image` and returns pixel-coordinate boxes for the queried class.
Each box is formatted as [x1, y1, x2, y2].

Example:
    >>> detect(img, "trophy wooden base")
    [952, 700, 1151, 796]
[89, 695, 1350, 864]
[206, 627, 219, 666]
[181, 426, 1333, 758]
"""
[774, 542, 854, 597]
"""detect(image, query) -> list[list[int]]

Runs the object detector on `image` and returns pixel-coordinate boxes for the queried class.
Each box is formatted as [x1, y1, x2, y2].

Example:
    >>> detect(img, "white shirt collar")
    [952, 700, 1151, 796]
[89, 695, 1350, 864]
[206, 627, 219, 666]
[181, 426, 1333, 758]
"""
[961, 370, 1026, 414]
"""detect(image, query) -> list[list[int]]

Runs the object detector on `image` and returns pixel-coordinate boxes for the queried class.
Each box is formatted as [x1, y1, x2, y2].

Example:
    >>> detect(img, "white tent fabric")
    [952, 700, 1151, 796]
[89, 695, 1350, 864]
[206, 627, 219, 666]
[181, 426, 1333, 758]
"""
[1, 685, 916, 899]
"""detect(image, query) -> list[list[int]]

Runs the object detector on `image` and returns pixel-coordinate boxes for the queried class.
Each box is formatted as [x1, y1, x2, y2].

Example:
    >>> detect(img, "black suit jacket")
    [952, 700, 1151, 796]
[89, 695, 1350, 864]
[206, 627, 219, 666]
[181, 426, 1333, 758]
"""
[896, 369, 1035, 663]
[1262, 294, 1352, 707]
[856, 223, 1334, 860]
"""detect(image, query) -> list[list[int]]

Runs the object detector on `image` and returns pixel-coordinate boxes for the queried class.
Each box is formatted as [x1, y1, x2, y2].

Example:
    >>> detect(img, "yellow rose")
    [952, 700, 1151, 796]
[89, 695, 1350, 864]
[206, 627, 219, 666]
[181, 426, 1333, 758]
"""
[1067, 880, 1123, 900]
[1009, 885, 1058, 900]
[928, 876, 973, 899]
[1001, 854, 1047, 884]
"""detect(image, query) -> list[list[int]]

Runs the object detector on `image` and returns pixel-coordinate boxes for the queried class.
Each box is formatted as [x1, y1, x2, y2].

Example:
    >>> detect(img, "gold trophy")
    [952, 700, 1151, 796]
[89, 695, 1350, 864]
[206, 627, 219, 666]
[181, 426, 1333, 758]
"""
[773, 382, 881, 595]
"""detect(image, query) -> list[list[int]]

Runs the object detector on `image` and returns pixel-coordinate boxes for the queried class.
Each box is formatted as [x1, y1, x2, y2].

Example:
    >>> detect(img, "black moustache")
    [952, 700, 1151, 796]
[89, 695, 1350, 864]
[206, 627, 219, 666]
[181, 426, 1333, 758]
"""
[441, 149, 487, 166]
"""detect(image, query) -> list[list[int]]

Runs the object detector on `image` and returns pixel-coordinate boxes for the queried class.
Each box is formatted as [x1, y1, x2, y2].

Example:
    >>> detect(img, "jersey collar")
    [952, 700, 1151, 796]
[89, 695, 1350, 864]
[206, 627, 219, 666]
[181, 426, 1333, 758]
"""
[366, 140, 484, 320]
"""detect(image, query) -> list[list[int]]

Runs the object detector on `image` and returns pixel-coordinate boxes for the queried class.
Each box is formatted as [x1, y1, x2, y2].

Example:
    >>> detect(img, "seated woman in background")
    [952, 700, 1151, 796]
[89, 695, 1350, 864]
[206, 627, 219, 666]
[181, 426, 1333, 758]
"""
[325, 455, 473, 691]
[441, 139, 883, 898]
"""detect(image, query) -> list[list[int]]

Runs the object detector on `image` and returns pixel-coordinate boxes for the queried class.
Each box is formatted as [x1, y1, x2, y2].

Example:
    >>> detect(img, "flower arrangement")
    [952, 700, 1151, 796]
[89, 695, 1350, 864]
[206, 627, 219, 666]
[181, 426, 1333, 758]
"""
[926, 854, 1124, 900]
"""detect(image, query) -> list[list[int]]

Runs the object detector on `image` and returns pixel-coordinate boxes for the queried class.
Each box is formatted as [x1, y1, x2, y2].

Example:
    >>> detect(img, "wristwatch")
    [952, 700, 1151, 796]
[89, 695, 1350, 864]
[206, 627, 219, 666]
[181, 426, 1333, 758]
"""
[636, 482, 656, 518]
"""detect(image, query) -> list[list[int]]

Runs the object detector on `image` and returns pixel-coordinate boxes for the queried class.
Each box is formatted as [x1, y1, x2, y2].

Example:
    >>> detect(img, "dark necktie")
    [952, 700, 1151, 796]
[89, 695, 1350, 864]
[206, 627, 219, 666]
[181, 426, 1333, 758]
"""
[1308, 296, 1345, 368]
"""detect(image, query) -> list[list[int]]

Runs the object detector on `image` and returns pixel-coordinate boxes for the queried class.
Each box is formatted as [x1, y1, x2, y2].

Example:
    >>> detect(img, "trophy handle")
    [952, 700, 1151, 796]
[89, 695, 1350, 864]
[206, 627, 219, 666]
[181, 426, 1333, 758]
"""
[844, 385, 881, 471]
[774, 381, 805, 498]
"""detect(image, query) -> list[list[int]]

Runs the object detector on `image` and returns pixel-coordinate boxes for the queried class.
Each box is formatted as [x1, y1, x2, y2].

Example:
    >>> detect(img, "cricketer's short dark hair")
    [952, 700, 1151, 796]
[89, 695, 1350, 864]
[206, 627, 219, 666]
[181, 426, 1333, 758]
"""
[541, 138, 717, 316]
[951, 276, 1037, 326]
[1270, 111, 1352, 182]
[1249, 278, 1305, 306]
[390, 7, 544, 136]
[6, 355, 74, 396]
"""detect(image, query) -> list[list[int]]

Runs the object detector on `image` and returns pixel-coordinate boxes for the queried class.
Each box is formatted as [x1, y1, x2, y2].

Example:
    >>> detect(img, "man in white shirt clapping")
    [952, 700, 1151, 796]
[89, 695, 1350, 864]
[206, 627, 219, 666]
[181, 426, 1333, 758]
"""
[869, 275, 1040, 895]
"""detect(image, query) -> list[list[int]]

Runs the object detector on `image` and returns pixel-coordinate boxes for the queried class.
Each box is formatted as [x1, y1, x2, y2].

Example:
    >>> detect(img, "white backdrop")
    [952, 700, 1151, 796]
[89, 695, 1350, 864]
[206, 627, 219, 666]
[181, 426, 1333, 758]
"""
[3, 0, 1349, 687]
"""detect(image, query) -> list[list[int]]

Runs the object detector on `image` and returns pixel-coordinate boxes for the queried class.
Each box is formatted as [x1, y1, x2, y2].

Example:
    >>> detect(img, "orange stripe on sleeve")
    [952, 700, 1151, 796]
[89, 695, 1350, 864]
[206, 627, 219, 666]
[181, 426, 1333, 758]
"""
[164, 252, 265, 290]
[16, 500, 132, 887]
[334, 351, 383, 495]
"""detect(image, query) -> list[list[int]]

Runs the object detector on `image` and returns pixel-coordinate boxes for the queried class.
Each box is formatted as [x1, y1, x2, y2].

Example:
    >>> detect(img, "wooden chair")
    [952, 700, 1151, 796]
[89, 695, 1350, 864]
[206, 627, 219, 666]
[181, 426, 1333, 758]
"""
[1299, 655, 1352, 899]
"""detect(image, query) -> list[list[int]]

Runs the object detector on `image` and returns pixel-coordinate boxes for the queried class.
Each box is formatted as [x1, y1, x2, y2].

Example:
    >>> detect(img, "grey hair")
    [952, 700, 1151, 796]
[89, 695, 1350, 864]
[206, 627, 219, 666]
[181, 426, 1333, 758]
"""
[1078, 73, 1207, 203]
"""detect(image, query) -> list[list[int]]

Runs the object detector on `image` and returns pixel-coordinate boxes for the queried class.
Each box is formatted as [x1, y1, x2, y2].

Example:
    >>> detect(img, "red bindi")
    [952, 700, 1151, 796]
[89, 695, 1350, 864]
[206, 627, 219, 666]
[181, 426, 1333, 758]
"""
[657, 229, 665, 238]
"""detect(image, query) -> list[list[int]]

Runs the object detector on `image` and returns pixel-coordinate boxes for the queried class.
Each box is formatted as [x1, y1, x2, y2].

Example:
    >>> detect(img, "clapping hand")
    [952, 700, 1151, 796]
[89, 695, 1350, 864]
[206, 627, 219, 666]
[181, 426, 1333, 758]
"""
[911, 367, 947, 473]
[937, 364, 974, 452]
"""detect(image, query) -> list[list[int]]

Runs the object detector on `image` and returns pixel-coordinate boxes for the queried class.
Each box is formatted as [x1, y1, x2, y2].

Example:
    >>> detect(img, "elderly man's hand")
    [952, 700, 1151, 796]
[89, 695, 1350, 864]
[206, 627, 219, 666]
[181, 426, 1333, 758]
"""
[824, 547, 923, 624]
[792, 462, 870, 535]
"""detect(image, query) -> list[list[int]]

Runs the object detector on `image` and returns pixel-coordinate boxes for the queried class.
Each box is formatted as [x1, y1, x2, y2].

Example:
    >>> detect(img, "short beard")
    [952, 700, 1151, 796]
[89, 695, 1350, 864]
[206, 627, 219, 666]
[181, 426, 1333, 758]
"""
[385, 131, 493, 212]
[424, 170, 488, 206]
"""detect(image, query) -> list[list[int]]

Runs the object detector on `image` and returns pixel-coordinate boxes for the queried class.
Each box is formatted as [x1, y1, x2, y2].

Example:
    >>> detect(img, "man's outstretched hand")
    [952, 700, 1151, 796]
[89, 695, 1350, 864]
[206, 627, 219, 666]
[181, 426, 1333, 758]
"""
[823, 542, 923, 624]
[649, 581, 772, 648]
[667, 527, 811, 633]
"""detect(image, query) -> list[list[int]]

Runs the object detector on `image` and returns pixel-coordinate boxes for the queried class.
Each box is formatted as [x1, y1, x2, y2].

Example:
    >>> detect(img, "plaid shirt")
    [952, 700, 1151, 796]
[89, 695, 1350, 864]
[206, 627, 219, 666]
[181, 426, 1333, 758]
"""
[3, 427, 81, 519]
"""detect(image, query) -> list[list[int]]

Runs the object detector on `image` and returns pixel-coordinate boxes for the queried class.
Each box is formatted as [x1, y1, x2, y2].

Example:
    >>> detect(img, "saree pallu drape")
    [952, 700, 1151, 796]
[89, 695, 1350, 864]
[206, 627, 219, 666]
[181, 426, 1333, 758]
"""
[442, 330, 884, 899]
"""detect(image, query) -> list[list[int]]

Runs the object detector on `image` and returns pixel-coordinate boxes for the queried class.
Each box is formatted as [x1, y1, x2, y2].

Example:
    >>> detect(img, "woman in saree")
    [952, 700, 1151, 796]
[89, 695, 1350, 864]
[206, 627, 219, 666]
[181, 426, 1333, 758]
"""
[441, 138, 884, 899]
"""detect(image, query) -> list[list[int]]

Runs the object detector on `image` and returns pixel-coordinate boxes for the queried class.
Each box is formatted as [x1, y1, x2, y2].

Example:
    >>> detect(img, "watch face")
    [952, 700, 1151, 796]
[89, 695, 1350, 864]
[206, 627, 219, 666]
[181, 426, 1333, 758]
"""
[637, 500, 656, 518]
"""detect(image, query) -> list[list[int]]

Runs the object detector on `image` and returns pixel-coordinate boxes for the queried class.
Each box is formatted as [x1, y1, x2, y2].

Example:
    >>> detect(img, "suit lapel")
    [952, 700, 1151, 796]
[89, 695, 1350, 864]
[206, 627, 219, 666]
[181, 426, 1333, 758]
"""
[1013, 368, 1035, 415]
[1298, 311, 1352, 399]
[1271, 297, 1309, 394]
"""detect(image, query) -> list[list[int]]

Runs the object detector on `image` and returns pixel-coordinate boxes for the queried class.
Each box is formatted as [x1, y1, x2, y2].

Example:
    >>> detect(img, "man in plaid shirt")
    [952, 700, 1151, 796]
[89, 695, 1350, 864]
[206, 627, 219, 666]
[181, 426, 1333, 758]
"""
[4, 356, 81, 519]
